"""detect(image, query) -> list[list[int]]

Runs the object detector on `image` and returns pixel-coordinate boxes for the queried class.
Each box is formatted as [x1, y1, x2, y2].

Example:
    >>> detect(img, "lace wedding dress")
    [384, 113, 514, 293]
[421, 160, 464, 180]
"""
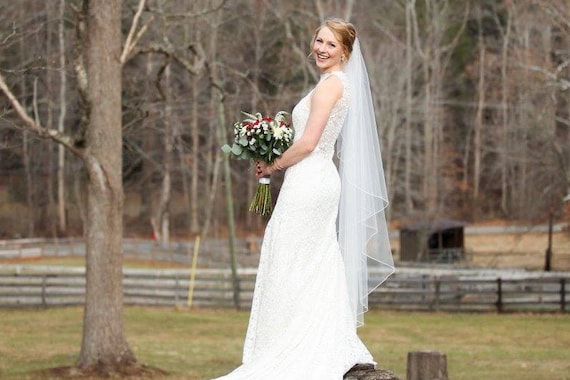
[213, 71, 374, 380]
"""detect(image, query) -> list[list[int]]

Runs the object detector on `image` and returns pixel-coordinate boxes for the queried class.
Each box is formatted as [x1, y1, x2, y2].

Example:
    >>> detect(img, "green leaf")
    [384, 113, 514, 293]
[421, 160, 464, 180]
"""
[238, 137, 249, 146]
[221, 144, 232, 154]
[231, 144, 243, 156]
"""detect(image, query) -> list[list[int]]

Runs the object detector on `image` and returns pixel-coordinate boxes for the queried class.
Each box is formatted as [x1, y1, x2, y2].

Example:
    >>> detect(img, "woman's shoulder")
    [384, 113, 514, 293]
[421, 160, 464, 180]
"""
[321, 70, 347, 83]
[314, 74, 344, 103]
[318, 71, 346, 92]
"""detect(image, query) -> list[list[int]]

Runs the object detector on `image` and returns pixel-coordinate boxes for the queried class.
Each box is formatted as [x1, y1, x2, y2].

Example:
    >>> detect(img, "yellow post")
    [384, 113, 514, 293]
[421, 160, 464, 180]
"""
[187, 235, 201, 308]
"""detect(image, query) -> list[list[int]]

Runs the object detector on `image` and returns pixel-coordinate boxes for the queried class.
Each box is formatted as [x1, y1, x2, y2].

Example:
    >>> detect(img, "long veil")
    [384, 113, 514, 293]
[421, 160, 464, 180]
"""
[337, 38, 395, 327]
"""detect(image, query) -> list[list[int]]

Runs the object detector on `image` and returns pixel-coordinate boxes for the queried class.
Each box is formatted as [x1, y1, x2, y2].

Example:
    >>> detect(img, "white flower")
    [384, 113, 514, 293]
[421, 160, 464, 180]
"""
[272, 126, 284, 140]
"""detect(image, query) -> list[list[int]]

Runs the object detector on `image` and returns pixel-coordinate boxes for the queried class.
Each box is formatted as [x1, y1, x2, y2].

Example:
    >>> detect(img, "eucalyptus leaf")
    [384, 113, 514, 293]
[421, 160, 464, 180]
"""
[221, 144, 232, 154]
[231, 144, 243, 156]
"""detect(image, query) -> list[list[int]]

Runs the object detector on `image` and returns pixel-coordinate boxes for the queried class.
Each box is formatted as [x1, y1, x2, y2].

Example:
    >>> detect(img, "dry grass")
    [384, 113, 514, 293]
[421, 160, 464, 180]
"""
[0, 307, 568, 380]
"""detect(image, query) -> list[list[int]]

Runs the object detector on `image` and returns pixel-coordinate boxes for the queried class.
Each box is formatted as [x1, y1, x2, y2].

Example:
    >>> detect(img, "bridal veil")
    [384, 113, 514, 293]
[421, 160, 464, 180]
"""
[337, 38, 395, 327]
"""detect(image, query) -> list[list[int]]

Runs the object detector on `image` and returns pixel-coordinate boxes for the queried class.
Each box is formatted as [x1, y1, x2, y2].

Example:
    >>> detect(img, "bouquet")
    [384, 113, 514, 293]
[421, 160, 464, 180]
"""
[222, 111, 294, 216]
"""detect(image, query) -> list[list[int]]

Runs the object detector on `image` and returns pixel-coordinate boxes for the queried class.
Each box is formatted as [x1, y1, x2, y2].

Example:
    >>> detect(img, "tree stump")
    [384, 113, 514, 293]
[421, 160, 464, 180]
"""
[344, 364, 401, 380]
[406, 351, 448, 380]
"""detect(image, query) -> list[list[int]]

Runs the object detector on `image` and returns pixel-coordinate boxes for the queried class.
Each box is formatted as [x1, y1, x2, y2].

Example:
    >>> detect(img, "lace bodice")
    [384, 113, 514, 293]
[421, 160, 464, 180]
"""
[291, 71, 350, 160]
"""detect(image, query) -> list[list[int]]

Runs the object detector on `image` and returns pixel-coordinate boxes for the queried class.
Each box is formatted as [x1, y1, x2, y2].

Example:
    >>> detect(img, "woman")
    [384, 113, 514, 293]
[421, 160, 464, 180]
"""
[213, 18, 394, 380]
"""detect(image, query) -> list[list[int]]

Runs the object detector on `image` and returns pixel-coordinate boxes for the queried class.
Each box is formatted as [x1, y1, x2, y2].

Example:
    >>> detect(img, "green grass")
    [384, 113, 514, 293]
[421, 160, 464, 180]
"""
[0, 307, 568, 379]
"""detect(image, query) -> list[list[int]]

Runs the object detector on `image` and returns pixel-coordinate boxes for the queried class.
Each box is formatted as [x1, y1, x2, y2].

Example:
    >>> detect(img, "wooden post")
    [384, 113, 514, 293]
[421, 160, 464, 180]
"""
[544, 211, 553, 271]
[406, 351, 448, 380]
[561, 278, 566, 312]
[433, 279, 441, 312]
[496, 278, 503, 313]
[41, 274, 47, 307]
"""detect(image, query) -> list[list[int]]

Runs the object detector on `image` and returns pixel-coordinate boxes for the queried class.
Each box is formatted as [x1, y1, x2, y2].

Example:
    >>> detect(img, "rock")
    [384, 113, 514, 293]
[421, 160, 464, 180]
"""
[344, 364, 402, 380]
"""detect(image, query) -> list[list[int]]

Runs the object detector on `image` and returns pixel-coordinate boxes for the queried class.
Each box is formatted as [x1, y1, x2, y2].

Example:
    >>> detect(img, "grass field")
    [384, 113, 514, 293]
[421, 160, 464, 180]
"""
[0, 307, 568, 380]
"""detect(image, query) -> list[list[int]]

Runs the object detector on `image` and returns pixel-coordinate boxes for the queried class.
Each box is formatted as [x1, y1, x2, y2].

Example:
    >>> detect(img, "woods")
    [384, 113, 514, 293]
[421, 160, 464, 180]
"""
[0, 1, 568, 376]
[1, 0, 569, 237]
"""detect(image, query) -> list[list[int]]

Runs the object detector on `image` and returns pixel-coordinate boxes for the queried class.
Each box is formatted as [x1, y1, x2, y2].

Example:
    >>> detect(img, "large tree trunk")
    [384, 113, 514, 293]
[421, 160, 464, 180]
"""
[77, 0, 135, 370]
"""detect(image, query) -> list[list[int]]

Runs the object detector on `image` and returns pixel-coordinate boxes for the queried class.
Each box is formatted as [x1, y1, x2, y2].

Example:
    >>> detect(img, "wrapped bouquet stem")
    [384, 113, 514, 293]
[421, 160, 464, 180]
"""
[222, 111, 294, 216]
[250, 176, 272, 215]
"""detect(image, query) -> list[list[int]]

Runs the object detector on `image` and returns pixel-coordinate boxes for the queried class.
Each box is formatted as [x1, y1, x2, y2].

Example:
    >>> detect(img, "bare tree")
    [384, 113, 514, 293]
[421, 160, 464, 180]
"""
[75, 0, 136, 371]
[57, 0, 68, 233]
[1, 0, 137, 373]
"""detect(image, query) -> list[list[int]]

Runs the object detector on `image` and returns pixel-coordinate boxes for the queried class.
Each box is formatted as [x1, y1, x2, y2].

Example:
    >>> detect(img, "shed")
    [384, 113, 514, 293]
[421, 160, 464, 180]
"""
[399, 219, 466, 263]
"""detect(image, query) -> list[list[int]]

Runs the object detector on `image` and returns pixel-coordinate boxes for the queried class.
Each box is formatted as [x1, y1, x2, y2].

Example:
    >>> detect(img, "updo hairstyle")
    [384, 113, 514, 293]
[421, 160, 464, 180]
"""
[312, 18, 357, 60]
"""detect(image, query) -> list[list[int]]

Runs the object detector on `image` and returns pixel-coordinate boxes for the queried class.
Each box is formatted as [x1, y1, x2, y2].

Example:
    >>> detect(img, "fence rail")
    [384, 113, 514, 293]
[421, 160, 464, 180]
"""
[0, 269, 567, 312]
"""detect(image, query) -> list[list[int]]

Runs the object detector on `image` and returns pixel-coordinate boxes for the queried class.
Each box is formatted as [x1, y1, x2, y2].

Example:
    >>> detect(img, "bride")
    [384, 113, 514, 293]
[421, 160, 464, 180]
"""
[213, 18, 395, 380]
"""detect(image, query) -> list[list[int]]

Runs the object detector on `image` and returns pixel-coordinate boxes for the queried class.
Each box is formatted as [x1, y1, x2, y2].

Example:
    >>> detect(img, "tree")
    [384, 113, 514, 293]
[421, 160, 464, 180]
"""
[76, 0, 135, 370]
[0, 0, 136, 373]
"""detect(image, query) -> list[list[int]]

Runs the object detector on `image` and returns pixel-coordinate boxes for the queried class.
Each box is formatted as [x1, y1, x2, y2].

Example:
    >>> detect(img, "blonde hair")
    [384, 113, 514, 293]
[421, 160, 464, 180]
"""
[312, 18, 357, 60]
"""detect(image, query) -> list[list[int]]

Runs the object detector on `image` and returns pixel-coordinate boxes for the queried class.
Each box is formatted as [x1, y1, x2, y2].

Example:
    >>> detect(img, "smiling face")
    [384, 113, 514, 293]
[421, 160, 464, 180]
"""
[312, 26, 344, 74]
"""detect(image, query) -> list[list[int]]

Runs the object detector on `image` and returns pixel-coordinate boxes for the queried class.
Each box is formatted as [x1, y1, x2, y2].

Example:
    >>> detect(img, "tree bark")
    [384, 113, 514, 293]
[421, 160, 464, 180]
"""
[57, 0, 68, 234]
[406, 351, 448, 380]
[473, 5, 485, 214]
[77, 0, 135, 370]
[404, 0, 415, 214]
[499, 4, 512, 215]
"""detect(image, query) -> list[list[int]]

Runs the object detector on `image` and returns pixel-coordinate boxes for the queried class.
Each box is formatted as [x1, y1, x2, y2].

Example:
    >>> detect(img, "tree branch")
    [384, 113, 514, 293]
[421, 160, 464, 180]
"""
[0, 72, 85, 158]
[121, 0, 154, 65]
[147, 0, 227, 20]
[132, 43, 206, 75]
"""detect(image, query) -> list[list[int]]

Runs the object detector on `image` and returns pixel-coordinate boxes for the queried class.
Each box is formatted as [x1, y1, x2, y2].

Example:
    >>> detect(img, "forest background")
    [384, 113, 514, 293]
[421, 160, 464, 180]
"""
[1, 0, 569, 243]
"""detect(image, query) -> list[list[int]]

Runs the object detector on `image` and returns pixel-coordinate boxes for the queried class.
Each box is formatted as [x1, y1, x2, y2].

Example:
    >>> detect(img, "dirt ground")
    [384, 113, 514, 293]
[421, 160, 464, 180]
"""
[464, 231, 570, 271]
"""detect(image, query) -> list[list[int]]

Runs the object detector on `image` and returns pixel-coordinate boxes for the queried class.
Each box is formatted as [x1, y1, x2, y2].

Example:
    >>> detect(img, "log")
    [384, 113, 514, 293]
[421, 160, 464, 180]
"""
[344, 364, 401, 380]
[406, 351, 448, 380]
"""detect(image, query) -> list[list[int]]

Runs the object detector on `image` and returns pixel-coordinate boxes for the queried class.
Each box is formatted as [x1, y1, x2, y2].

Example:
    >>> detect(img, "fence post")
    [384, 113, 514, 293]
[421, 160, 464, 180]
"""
[561, 278, 566, 312]
[174, 274, 179, 304]
[433, 278, 441, 312]
[41, 275, 47, 307]
[496, 278, 503, 313]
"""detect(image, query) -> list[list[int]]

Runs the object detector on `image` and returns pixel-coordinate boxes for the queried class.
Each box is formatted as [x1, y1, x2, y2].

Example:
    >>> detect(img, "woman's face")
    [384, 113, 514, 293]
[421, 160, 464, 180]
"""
[312, 26, 344, 73]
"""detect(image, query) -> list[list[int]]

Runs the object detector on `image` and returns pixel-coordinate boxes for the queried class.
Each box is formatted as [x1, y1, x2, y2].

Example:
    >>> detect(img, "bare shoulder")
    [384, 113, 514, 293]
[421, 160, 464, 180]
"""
[312, 74, 344, 105]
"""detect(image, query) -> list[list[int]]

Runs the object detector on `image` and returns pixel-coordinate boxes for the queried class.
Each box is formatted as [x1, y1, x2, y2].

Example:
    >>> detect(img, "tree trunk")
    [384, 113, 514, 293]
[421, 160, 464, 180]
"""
[77, 0, 135, 370]
[152, 64, 173, 246]
[208, 10, 240, 308]
[190, 62, 200, 234]
[500, 5, 512, 215]
[57, 0, 68, 234]
[404, 0, 414, 214]
[406, 351, 448, 380]
[473, 5, 485, 215]
[19, 4, 35, 237]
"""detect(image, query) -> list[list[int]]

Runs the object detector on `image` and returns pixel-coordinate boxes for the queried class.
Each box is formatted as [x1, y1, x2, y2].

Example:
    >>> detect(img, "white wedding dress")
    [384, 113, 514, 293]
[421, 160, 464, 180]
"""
[213, 71, 374, 380]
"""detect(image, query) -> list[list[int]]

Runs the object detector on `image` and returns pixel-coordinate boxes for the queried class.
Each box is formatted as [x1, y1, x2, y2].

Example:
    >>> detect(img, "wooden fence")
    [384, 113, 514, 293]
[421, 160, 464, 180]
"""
[0, 269, 567, 313]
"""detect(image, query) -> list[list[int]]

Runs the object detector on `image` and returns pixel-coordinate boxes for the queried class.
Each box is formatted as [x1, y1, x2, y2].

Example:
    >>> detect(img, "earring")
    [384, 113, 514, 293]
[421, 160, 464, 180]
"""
[341, 55, 346, 62]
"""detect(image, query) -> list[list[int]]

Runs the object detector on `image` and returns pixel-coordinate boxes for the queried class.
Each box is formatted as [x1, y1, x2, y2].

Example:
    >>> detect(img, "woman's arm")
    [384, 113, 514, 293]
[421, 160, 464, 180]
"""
[256, 76, 343, 178]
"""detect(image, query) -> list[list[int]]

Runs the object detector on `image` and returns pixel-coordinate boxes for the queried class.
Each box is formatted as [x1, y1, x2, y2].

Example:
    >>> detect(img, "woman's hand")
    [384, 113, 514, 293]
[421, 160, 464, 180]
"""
[255, 161, 272, 179]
